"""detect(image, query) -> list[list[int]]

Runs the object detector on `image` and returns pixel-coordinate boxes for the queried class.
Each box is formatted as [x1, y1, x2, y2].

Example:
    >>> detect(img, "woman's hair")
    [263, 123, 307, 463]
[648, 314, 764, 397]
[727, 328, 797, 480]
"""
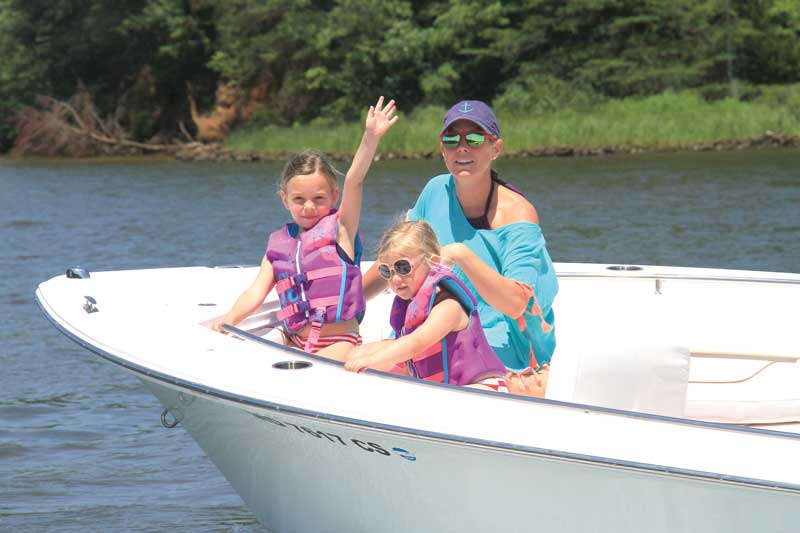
[279, 149, 340, 193]
[377, 220, 441, 259]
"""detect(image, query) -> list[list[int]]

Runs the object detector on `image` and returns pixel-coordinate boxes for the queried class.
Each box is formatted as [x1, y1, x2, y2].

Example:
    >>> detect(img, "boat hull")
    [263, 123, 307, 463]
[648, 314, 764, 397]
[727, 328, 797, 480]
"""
[144, 376, 798, 533]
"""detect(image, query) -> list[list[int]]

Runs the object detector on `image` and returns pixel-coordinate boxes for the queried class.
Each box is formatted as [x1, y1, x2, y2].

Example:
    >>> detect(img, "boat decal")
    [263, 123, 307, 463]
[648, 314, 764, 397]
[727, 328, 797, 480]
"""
[252, 412, 416, 461]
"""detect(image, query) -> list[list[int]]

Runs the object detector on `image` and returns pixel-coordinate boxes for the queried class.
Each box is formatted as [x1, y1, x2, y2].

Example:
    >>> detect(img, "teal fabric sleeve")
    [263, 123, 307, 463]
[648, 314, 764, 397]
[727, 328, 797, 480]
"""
[408, 174, 557, 370]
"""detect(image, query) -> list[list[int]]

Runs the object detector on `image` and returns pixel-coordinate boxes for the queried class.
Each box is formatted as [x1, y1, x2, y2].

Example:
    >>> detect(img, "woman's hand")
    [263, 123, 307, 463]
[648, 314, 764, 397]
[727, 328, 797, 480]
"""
[365, 96, 398, 138]
[439, 242, 467, 267]
[440, 242, 530, 319]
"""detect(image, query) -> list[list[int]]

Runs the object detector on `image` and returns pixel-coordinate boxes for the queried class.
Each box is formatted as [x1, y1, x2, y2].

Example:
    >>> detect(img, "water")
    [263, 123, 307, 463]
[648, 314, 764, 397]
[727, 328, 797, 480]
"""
[1, 150, 798, 531]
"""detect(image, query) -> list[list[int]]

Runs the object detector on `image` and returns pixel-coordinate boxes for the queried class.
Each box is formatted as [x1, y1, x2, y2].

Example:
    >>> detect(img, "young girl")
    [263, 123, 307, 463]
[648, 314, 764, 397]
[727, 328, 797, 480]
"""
[212, 97, 398, 360]
[344, 221, 508, 392]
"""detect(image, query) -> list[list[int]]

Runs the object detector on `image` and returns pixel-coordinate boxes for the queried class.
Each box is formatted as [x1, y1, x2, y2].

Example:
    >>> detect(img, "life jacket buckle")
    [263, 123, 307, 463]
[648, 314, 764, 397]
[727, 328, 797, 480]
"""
[311, 307, 326, 325]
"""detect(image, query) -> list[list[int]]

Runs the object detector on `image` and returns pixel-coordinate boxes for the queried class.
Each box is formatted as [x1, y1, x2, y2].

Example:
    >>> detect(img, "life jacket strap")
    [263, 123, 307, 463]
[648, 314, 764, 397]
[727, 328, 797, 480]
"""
[276, 295, 341, 322]
[275, 266, 343, 295]
[303, 307, 327, 352]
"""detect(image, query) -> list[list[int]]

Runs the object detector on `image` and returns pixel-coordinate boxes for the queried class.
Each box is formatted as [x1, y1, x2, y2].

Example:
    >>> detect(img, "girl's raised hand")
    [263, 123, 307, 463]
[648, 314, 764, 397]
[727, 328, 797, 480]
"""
[365, 96, 398, 138]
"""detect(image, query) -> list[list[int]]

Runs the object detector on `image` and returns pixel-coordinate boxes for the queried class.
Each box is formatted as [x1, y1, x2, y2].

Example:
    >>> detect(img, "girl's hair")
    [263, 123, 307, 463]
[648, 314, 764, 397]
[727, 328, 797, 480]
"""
[279, 149, 340, 193]
[377, 220, 441, 259]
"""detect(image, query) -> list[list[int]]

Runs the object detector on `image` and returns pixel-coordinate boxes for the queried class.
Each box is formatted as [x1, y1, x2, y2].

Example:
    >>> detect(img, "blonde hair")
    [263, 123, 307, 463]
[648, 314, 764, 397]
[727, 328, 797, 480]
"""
[377, 220, 441, 260]
[279, 149, 340, 193]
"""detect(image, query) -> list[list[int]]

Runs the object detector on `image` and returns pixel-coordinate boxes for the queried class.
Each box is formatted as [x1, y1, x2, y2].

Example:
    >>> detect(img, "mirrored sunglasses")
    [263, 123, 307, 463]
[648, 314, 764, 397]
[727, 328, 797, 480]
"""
[440, 130, 496, 149]
[377, 257, 418, 280]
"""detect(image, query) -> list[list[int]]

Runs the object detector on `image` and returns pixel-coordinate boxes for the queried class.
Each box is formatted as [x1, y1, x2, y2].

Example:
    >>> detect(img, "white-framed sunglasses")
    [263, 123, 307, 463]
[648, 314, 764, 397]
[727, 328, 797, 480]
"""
[377, 255, 424, 280]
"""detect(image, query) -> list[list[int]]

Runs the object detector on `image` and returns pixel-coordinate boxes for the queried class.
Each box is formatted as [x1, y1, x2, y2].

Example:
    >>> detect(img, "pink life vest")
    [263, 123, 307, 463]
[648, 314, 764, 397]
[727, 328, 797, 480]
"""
[266, 210, 365, 337]
[389, 265, 506, 386]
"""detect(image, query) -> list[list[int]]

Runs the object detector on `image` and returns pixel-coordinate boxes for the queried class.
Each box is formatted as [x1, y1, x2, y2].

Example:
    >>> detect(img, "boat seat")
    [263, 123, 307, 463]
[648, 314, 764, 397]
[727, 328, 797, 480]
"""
[547, 339, 691, 418]
[546, 302, 691, 418]
[685, 357, 800, 425]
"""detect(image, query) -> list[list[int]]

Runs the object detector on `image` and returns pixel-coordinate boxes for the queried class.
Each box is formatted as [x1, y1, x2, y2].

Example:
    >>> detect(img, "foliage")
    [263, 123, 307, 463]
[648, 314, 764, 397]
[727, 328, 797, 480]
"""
[0, 0, 214, 149]
[227, 88, 800, 156]
[738, 0, 800, 83]
[1, 0, 799, 151]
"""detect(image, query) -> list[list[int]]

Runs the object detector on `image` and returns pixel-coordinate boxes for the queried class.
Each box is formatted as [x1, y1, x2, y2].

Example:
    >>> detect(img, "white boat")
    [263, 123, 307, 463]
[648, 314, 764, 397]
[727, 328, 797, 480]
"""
[36, 262, 800, 532]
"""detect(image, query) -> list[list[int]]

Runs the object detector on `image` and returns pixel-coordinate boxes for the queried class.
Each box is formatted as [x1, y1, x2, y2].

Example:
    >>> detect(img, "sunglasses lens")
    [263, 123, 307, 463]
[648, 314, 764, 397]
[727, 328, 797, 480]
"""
[377, 264, 392, 280]
[441, 134, 460, 148]
[394, 259, 413, 276]
[465, 132, 485, 146]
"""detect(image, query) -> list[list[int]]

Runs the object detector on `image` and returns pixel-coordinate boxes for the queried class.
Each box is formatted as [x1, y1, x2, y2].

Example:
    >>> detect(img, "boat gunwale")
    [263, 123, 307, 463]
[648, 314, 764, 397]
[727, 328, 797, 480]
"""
[35, 287, 800, 494]
[554, 265, 800, 285]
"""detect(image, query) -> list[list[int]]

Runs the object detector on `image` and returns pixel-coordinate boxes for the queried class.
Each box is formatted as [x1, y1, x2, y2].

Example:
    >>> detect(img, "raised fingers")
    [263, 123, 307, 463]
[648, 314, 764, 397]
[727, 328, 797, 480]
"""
[382, 99, 396, 116]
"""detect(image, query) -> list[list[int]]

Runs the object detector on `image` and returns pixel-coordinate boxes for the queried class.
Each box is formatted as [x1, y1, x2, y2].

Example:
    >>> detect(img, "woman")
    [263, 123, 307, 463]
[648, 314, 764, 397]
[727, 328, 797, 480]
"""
[363, 100, 557, 391]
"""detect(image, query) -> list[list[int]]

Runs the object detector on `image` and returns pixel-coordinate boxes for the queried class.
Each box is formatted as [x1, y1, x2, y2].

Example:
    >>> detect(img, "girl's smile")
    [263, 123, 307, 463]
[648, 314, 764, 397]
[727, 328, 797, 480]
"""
[280, 172, 339, 230]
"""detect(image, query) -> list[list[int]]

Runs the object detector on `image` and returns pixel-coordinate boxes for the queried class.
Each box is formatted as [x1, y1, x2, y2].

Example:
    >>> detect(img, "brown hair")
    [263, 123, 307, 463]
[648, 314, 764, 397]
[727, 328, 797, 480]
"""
[377, 220, 441, 260]
[279, 149, 340, 193]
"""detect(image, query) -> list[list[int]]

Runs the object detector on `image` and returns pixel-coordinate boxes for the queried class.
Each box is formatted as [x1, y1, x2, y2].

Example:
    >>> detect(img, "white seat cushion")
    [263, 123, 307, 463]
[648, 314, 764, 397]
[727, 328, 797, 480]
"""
[546, 299, 691, 418]
[548, 338, 691, 418]
[685, 359, 800, 424]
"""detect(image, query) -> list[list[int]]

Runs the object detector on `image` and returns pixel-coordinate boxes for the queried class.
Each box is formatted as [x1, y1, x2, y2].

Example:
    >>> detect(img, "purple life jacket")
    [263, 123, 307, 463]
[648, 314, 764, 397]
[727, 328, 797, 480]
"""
[266, 210, 365, 333]
[389, 265, 506, 386]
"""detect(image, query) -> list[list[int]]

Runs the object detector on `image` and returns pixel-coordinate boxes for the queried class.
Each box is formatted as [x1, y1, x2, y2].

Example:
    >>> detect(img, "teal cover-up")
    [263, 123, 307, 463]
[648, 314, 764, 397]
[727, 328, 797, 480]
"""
[407, 174, 558, 370]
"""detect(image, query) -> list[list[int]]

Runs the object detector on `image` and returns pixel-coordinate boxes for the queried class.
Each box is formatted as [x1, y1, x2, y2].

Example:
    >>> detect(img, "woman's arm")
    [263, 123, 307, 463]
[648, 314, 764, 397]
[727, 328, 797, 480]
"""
[212, 256, 276, 332]
[440, 242, 529, 318]
[438, 190, 544, 319]
[337, 97, 397, 259]
[344, 298, 466, 373]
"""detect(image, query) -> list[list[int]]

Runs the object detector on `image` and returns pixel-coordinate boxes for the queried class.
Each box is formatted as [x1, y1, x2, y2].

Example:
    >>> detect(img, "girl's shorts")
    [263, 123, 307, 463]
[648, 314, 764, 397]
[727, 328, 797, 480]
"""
[289, 332, 362, 354]
[474, 376, 509, 393]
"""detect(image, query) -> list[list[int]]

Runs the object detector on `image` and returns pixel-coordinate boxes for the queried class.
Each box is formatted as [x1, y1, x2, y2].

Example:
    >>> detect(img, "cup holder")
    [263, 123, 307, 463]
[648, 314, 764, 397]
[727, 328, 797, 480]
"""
[606, 265, 644, 271]
[273, 360, 312, 370]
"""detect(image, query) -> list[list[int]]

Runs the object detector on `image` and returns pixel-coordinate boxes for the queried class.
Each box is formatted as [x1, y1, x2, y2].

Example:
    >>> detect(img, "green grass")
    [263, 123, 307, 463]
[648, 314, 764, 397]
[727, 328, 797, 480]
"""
[226, 88, 800, 157]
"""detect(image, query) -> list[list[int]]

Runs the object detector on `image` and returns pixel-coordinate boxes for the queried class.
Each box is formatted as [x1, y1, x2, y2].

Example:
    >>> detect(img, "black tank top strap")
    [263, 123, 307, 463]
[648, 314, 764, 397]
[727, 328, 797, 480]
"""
[465, 179, 496, 230]
[466, 172, 526, 230]
[492, 176, 525, 198]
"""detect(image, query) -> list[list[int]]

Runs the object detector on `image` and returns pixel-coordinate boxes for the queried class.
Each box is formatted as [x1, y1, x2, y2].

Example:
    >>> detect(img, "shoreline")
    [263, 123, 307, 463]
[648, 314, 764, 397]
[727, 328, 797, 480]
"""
[174, 131, 800, 162]
[2, 132, 798, 163]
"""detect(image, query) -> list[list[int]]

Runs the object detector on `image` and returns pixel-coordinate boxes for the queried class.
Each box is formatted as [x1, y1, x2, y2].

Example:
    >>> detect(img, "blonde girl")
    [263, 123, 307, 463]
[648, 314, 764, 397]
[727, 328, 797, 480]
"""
[345, 221, 508, 392]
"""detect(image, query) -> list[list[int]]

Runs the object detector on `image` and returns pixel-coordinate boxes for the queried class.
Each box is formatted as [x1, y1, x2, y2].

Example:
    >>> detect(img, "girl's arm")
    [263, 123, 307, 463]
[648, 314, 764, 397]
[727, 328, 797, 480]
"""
[337, 97, 398, 259]
[212, 256, 276, 332]
[345, 298, 467, 373]
[440, 243, 529, 318]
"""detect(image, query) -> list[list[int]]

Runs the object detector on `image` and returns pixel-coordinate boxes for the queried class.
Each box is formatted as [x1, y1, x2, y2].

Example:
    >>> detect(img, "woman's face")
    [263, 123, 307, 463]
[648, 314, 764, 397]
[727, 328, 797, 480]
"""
[280, 172, 339, 230]
[380, 252, 430, 301]
[440, 119, 503, 180]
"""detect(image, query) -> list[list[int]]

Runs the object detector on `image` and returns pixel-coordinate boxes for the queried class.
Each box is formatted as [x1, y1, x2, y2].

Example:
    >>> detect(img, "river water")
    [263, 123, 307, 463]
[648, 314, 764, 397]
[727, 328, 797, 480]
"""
[1, 150, 798, 531]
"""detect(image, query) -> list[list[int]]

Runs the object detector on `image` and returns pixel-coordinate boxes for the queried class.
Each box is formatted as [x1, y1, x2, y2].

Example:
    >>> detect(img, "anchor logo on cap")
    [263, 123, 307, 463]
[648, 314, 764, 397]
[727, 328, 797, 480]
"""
[459, 101, 474, 113]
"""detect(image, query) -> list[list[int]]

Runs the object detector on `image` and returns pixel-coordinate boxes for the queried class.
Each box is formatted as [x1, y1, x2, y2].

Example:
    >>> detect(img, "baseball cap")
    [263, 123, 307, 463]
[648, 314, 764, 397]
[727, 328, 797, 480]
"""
[440, 100, 500, 138]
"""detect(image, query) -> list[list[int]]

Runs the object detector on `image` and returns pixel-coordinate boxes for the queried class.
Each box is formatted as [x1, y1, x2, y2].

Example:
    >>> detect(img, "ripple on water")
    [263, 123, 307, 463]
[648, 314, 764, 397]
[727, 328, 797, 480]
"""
[14, 393, 80, 406]
[0, 403, 60, 420]
[773, 226, 800, 234]
[5, 220, 46, 229]
[7, 293, 31, 306]
[0, 442, 28, 459]
[562, 225, 607, 238]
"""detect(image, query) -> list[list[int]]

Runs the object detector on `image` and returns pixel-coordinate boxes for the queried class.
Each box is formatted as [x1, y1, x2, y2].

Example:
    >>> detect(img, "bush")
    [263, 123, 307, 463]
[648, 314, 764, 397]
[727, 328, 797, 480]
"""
[494, 67, 606, 116]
